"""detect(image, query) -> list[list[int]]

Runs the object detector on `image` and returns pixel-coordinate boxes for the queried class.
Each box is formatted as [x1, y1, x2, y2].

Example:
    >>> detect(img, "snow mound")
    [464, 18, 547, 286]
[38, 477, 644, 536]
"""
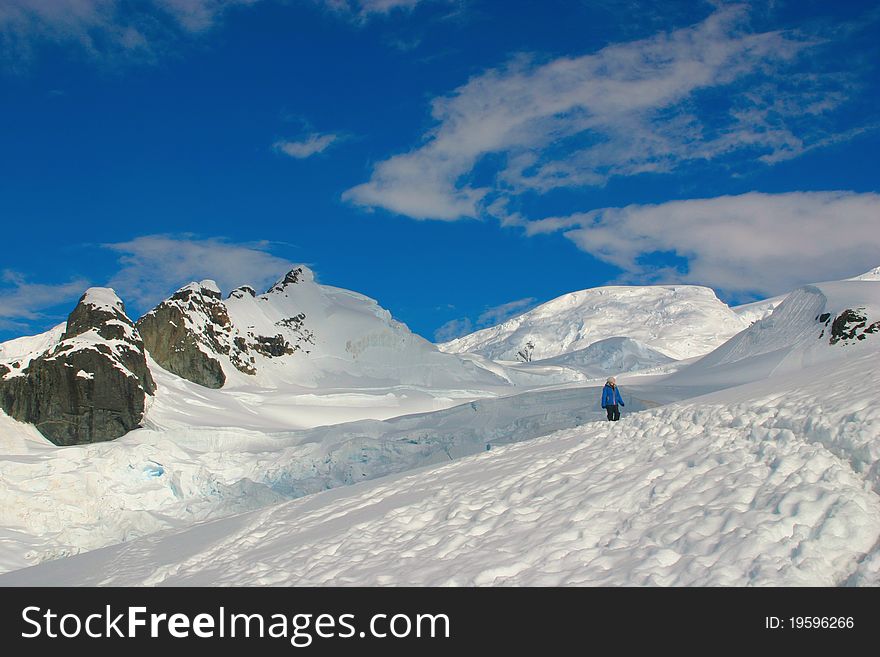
[439, 285, 747, 361]
[532, 337, 675, 376]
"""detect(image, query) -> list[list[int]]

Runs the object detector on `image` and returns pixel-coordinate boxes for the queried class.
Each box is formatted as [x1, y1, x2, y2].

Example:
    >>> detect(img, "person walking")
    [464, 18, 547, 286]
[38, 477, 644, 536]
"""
[601, 376, 624, 421]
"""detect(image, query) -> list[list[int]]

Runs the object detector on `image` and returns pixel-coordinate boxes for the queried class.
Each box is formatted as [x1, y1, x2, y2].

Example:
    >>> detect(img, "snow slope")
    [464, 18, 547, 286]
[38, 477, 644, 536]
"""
[0, 323, 65, 371]
[5, 344, 878, 587]
[438, 285, 747, 361]
[676, 280, 880, 388]
[732, 296, 785, 325]
[203, 267, 510, 390]
[731, 266, 880, 325]
[1, 271, 878, 585]
[1, 347, 671, 575]
[850, 266, 880, 281]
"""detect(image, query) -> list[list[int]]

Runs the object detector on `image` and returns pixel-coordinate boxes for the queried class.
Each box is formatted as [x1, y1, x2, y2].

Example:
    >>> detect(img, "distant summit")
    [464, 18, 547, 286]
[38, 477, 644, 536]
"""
[439, 285, 748, 362]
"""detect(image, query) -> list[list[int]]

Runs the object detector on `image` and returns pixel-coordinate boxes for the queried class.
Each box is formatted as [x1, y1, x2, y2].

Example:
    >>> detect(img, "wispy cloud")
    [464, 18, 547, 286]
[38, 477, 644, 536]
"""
[434, 296, 536, 342]
[476, 297, 536, 326]
[0, 270, 90, 330]
[0, 0, 258, 64]
[433, 317, 472, 342]
[103, 235, 294, 310]
[544, 191, 880, 298]
[0, 0, 445, 64]
[320, 0, 449, 20]
[273, 133, 339, 159]
[344, 5, 864, 221]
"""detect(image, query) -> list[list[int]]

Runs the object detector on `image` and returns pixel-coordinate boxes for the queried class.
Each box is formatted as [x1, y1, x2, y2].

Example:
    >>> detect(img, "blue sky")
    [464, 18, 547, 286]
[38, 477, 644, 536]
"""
[1, 0, 878, 342]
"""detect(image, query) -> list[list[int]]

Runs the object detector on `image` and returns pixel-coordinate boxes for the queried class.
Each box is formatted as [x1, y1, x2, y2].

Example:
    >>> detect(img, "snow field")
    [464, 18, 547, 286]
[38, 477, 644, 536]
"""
[4, 348, 879, 586]
[2, 271, 879, 585]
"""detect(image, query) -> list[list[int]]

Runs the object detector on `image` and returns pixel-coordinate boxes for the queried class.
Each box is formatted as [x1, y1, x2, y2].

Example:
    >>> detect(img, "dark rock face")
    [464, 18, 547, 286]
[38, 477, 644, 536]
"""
[268, 267, 306, 294]
[136, 283, 241, 388]
[0, 289, 155, 446]
[824, 308, 880, 345]
[274, 313, 315, 354]
[252, 334, 295, 358]
[136, 274, 316, 389]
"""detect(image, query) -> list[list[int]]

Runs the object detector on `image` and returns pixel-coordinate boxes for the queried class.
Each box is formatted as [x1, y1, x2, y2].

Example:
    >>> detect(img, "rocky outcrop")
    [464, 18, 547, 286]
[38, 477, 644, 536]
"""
[137, 274, 315, 389]
[0, 288, 155, 446]
[136, 281, 244, 388]
[823, 308, 880, 345]
[268, 267, 308, 294]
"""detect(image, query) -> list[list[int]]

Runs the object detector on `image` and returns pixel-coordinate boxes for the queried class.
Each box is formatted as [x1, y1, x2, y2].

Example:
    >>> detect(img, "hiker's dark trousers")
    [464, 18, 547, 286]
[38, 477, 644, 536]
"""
[605, 404, 620, 421]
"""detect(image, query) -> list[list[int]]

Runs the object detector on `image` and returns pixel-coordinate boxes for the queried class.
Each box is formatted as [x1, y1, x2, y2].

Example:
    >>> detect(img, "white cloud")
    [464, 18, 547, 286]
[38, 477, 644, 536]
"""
[274, 133, 338, 159]
[0, 0, 257, 62]
[321, 0, 446, 19]
[476, 297, 536, 326]
[433, 316, 472, 342]
[343, 6, 841, 221]
[0, 270, 90, 327]
[357, 0, 426, 13]
[551, 191, 880, 297]
[0, 0, 443, 63]
[103, 235, 294, 310]
[156, 0, 259, 32]
[434, 296, 536, 342]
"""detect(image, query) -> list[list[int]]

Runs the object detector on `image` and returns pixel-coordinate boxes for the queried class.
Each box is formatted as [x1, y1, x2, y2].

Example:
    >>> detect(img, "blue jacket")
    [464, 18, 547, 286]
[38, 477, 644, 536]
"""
[601, 384, 624, 408]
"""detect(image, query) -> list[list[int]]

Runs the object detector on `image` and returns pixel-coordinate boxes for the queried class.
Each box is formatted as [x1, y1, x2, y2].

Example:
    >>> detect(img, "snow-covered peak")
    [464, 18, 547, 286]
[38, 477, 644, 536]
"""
[79, 287, 125, 313]
[0, 287, 155, 445]
[221, 266, 506, 389]
[228, 285, 256, 300]
[173, 280, 222, 299]
[132, 263, 506, 390]
[267, 266, 314, 294]
[63, 286, 139, 344]
[196, 279, 221, 295]
[850, 265, 880, 281]
[439, 284, 748, 361]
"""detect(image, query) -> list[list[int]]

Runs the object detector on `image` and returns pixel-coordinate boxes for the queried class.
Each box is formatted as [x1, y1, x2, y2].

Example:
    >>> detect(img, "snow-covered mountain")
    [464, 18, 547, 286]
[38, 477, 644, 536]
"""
[0, 266, 514, 446]
[140, 266, 507, 390]
[5, 275, 879, 586]
[438, 285, 748, 362]
[1, 267, 879, 585]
